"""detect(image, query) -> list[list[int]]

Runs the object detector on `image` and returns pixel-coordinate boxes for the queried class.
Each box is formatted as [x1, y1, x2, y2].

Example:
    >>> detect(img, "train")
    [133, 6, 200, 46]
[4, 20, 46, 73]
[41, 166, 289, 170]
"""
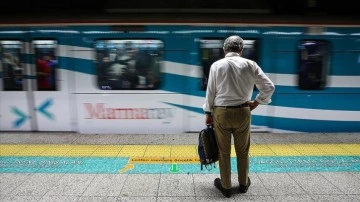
[0, 18, 359, 134]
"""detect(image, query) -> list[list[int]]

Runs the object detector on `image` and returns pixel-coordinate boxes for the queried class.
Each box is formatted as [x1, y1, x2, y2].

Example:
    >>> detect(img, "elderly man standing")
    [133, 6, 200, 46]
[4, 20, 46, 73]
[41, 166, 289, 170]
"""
[203, 35, 275, 198]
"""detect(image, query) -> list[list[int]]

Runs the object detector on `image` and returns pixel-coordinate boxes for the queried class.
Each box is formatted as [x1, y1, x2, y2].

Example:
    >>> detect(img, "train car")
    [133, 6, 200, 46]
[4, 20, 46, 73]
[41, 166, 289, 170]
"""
[0, 21, 359, 134]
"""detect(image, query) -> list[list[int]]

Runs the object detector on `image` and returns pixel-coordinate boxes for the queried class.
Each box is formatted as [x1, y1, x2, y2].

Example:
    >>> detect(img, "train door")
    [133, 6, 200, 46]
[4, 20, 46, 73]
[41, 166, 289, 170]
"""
[269, 34, 300, 132]
[187, 38, 224, 132]
[0, 40, 31, 131]
[27, 39, 74, 131]
[164, 49, 190, 133]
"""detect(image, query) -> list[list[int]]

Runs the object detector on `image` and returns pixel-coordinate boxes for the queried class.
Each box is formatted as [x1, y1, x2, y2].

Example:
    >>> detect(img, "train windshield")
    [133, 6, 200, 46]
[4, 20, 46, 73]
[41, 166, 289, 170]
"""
[200, 39, 259, 90]
[95, 39, 163, 90]
[1, 41, 23, 91]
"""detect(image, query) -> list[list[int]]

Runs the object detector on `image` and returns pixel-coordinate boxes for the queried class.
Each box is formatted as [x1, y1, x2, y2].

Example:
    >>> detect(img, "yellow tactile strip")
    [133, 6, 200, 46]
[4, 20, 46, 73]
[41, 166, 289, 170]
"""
[0, 144, 359, 157]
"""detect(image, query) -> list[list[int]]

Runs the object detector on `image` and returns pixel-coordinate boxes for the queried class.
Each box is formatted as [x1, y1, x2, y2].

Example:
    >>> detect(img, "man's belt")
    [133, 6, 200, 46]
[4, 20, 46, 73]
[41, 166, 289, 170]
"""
[215, 103, 249, 108]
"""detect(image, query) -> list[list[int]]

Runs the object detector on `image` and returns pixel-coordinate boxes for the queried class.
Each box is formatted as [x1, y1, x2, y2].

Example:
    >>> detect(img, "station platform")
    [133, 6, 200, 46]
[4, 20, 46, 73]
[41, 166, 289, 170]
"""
[1, 131, 359, 201]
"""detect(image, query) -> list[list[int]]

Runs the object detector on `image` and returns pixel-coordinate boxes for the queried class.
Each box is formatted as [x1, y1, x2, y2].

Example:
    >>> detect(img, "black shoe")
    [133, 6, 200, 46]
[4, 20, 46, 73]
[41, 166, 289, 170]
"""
[239, 177, 251, 193]
[214, 178, 231, 198]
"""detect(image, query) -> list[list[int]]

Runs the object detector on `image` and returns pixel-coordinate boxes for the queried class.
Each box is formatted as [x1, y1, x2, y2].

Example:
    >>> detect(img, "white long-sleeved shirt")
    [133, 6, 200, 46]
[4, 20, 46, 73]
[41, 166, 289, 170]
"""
[203, 52, 275, 113]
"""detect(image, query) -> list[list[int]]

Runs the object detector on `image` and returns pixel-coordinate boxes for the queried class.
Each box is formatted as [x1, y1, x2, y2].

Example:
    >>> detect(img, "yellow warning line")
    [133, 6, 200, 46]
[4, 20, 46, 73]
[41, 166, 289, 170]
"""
[129, 157, 199, 164]
[0, 144, 359, 158]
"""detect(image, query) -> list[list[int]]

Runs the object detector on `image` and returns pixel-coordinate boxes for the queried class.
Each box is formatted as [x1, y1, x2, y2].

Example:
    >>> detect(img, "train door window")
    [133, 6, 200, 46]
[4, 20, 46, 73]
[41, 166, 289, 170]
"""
[1, 41, 23, 91]
[33, 40, 58, 91]
[298, 40, 329, 90]
[95, 39, 163, 90]
[200, 38, 259, 90]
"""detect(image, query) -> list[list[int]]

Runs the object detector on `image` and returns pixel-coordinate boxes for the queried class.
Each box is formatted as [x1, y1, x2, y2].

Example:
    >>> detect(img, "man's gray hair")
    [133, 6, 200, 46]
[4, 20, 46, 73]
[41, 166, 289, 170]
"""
[223, 35, 244, 52]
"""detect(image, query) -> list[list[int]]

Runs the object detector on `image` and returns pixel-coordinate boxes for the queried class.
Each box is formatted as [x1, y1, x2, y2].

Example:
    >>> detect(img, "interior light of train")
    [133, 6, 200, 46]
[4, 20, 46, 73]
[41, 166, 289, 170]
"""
[33, 41, 57, 49]
[128, 31, 169, 34]
[200, 39, 255, 49]
[322, 32, 346, 36]
[199, 39, 223, 43]
[218, 30, 259, 34]
[1, 41, 21, 45]
[33, 40, 57, 45]
[218, 30, 235, 33]
[0, 31, 30, 34]
[173, 30, 214, 34]
[33, 44, 56, 48]
[98, 40, 163, 49]
[0, 44, 21, 49]
[263, 31, 302, 35]
[200, 40, 223, 49]
[36, 30, 80, 34]
[303, 42, 316, 46]
[83, 31, 125, 34]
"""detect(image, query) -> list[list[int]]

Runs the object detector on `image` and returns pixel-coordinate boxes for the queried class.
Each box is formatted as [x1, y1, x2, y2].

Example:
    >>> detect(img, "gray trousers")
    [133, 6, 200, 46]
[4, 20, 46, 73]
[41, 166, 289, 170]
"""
[213, 106, 251, 189]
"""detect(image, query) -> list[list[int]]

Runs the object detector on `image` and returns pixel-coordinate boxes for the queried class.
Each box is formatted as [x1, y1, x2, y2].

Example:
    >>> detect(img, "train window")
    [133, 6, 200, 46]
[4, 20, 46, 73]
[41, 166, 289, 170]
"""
[298, 41, 329, 90]
[95, 39, 163, 90]
[200, 38, 259, 90]
[33, 40, 58, 91]
[1, 41, 23, 91]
